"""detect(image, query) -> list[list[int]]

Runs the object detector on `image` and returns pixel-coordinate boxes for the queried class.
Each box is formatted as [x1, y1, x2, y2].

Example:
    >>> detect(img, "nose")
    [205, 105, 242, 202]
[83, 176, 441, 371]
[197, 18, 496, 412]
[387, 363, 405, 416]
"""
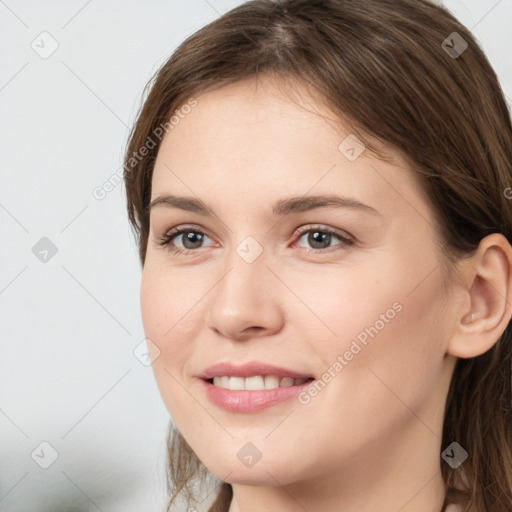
[205, 246, 285, 342]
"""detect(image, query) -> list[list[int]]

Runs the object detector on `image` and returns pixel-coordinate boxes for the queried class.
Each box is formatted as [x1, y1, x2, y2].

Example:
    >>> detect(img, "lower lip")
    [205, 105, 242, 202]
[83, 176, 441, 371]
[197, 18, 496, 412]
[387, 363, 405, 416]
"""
[199, 378, 315, 412]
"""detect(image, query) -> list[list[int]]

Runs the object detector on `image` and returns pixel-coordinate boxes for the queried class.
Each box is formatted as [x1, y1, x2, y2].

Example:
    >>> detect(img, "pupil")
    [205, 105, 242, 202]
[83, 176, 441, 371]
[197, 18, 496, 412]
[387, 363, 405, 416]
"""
[184, 231, 203, 249]
[309, 231, 330, 249]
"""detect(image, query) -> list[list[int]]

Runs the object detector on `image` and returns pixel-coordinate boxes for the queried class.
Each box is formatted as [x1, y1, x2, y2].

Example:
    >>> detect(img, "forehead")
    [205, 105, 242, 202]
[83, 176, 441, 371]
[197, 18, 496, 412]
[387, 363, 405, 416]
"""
[150, 77, 433, 226]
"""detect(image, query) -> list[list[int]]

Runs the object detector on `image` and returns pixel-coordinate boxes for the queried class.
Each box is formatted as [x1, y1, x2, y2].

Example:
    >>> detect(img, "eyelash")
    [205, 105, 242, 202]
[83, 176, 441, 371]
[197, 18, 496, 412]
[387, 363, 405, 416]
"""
[157, 224, 354, 256]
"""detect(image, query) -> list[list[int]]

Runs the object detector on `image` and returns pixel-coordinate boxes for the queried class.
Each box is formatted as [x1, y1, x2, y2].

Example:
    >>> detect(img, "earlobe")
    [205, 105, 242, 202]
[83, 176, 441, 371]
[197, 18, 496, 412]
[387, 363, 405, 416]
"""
[447, 233, 512, 360]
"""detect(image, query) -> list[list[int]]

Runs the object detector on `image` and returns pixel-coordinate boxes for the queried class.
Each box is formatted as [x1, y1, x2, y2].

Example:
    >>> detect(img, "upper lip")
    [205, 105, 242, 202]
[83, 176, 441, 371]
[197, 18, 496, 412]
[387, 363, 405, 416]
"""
[198, 361, 314, 380]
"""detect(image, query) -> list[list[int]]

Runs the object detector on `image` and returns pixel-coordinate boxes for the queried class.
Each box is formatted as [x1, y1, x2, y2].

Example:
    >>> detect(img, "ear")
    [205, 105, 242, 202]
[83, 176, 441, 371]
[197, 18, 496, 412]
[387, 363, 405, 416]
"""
[448, 233, 512, 359]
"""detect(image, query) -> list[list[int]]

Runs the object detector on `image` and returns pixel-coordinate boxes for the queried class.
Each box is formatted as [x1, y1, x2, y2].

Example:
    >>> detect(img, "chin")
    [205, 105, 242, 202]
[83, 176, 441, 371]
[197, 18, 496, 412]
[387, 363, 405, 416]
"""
[202, 451, 306, 485]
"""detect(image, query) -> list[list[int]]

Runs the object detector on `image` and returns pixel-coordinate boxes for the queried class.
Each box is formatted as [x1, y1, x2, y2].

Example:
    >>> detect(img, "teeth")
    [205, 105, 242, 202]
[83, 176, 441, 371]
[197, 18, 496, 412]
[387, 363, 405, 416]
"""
[211, 375, 310, 390]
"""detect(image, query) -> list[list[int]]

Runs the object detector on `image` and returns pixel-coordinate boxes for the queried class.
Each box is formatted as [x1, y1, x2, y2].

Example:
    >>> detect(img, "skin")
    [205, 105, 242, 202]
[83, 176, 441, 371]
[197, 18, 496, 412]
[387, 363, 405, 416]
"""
[139, 76, 512, 512]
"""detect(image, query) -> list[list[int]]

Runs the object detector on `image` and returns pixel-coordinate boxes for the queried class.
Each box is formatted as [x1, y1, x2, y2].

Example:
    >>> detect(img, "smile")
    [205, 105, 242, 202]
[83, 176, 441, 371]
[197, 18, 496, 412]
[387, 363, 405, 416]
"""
[200, 376, 315, 413]
[209, 375, 313, 390]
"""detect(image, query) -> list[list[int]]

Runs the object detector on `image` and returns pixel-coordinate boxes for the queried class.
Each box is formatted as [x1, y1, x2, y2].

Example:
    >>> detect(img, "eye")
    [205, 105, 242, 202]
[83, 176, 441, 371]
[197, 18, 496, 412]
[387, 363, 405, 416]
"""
[157, 225, 214, 255]
[292, 225, 354, 253]
[157, 224, 354, 255]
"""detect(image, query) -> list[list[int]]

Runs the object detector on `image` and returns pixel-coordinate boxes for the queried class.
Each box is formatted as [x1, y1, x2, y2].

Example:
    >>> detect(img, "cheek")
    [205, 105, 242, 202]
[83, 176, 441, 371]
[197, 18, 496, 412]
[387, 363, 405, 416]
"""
[140, 265, 176, 338]
[290, 265, 404, 361]
[140, 264, 204, 356]
[288, 280, 447, 467]
[139, 268, 199, 421]
[140, 267, 206, 422]
[308, 262, 447, 409]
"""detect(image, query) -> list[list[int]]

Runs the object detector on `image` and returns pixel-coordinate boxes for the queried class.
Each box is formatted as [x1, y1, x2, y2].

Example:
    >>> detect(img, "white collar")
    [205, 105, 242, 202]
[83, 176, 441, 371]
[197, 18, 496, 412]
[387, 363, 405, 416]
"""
[445, 504, 464, 512]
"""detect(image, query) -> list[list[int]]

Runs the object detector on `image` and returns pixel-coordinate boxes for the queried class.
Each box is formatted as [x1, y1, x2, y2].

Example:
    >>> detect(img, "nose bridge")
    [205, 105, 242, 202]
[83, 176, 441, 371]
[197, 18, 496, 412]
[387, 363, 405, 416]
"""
[215, 234, 268, 304]
[205, 234, 283, 339]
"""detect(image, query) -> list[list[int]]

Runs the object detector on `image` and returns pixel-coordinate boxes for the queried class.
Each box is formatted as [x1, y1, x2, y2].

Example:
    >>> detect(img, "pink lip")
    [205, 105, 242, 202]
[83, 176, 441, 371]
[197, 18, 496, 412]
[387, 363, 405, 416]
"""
[196, 361, 315, 413]
[197, 361, 314, 380]
[196, 362, 316, 413]
[199, 378, 314, 413]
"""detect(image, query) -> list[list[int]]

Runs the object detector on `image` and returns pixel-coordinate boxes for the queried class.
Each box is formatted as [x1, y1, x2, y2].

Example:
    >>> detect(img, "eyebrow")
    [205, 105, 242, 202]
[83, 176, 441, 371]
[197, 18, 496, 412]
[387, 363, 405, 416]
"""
[150, 194, 382, 217]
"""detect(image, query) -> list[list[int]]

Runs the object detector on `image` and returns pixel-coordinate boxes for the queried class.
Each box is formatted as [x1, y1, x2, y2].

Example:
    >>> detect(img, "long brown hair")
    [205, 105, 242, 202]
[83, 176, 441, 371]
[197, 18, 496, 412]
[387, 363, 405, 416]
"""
[123, 1, 512, 510]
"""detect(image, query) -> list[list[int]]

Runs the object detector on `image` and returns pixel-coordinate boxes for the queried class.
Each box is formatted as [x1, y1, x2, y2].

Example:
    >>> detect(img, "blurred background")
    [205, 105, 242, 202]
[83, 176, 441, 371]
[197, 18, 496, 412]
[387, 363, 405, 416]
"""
[1, 1, 510, 511]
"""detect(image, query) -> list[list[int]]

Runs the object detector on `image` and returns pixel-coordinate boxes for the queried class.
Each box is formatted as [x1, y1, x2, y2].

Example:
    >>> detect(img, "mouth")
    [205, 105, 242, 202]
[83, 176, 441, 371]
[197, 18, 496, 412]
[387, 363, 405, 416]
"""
[199, 375, 316, 412]
[197, 361, 316, 411]
[205, 375, 316, 391]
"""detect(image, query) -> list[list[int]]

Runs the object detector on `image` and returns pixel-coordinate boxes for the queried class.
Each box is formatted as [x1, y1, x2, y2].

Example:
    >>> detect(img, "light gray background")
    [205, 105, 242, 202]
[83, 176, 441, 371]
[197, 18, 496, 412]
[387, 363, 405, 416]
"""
[1, 1, 511, 511]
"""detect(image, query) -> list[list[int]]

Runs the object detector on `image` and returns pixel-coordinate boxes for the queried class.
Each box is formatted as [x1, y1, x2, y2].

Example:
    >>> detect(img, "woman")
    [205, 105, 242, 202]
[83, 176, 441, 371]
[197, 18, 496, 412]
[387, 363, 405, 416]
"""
[123, 0, 512, 510]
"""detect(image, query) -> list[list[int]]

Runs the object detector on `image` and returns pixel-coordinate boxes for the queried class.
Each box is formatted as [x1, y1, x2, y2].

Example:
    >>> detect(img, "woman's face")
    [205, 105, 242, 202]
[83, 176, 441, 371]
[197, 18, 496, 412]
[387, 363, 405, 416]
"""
[140, 77, 457, 490]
